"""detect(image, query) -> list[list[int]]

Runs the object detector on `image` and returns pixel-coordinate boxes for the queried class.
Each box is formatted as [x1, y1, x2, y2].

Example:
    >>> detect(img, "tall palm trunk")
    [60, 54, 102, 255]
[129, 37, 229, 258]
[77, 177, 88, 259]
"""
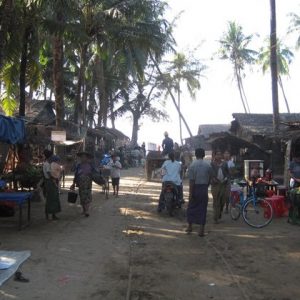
[74, 44, 88, 124]
[235, 64, 248, 113]
[177, 82, 183, 145]
[87, 88, 96, 127]
[270, 0, 280, 132]
[95, 55, 108, 127]
[52, 34, 64, 128]
[239, 78, 251, 113]
[278, 75, 290, 113]
[82, 81, 89, 127]
[44, 84, 47, 101]
[131, 112, 139, 146]
[150, 53, 193, 138]
[109, 94, 115, 129]
[19, 26, 31, 117]
[0, 0, 14, 71]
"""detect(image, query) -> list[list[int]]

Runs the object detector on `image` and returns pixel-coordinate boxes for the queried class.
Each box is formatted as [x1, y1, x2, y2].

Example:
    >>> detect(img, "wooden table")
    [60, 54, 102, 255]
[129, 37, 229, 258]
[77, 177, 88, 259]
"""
[0, 192, 32, 230]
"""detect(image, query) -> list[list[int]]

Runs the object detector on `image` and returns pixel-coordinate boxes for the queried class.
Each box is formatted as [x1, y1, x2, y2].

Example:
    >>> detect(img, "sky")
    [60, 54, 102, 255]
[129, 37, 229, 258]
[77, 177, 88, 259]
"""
[115, 0, 300, 147]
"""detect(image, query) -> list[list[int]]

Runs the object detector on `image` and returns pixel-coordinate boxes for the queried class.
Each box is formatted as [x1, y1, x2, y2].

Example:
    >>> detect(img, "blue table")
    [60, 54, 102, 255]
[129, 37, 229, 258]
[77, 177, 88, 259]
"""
[0, 192, 32, 230]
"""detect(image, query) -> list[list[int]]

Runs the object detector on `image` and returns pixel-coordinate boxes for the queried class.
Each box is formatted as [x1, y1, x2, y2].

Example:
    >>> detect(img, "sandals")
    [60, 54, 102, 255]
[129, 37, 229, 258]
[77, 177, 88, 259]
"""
[14, 271, 29, 283]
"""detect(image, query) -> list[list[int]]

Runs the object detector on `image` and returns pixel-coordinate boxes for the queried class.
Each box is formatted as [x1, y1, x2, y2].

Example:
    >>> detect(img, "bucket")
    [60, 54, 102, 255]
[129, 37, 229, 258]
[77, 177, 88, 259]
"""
[68, 191, 78, 203]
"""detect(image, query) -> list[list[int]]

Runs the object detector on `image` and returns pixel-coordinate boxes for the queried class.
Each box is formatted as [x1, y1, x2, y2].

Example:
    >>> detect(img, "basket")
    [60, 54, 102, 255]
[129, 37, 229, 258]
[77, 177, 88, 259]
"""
[101, 168, 111, 177]
[92, 173, 106, 185]
[68, 191, 78, 203]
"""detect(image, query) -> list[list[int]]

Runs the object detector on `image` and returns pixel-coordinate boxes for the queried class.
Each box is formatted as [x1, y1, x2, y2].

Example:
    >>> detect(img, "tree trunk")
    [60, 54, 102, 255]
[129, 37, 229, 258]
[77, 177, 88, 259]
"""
[0, 0, 13, 71]
[19, 27, 30, 117]
[150, 53, 194, 138]
[110, 94, 115, 129]
[235, 65, 248, 113]
[87, 88, 96, 127]
[44, 84, 47, 101]
[74, 44, 87, 125]
[239, 73, 251, 113]
[82, 81, 88, 127]
[131, 113, 139, 147]
[177, 83, 183, 145]
[270, 0, 280, 132]
[52, 34, 65, 129]
[278, 75, 290, 113]
[95, 55, 108, 127]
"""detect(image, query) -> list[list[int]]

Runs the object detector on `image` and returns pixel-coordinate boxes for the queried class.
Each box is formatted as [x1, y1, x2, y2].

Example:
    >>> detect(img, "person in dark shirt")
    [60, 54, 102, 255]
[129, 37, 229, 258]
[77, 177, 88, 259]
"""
[289, 153, 300, 188]
[162, 132, 174, 156]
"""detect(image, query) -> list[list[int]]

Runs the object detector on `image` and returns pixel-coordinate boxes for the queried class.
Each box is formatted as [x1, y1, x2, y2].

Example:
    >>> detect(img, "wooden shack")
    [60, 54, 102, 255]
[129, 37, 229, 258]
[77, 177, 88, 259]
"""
[207, 113, 300, 182]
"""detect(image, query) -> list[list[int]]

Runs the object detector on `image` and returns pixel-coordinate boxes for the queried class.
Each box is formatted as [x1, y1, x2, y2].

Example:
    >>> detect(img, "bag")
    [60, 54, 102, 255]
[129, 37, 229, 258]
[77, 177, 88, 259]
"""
[92, 172, 106, 185]
[50, 162, 62, 179]
[68, 191, 78, 203]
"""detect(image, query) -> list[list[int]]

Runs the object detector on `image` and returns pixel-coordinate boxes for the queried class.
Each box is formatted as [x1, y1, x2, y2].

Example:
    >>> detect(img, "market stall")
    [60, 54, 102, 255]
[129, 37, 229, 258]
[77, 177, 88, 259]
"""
[0, 115, 32, 229]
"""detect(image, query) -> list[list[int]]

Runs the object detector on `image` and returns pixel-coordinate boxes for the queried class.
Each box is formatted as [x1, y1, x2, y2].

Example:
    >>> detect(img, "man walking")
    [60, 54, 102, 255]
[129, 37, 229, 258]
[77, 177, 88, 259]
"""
[211, 150, 229, 223]
[186, 148, 213, 237]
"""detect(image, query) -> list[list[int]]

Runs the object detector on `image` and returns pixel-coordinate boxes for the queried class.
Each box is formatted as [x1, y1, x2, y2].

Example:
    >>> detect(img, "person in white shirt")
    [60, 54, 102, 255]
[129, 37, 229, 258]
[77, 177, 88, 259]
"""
[157, 152, 182, 212]
[108, 154, 122, 196]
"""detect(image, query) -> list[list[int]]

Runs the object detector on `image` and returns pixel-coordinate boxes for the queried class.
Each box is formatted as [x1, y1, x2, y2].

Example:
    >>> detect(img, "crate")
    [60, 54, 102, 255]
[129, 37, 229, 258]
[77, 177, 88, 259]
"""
[265, 196, 287, 218]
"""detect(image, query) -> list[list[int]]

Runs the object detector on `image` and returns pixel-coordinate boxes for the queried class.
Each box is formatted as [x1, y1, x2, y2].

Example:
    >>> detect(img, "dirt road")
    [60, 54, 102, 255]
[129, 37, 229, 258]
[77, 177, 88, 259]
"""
[0, 168, 300, 300]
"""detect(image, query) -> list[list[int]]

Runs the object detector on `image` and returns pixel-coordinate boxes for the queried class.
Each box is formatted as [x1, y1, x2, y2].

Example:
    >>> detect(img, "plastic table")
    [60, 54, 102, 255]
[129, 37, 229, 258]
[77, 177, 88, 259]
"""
[0, 192, 31, 230]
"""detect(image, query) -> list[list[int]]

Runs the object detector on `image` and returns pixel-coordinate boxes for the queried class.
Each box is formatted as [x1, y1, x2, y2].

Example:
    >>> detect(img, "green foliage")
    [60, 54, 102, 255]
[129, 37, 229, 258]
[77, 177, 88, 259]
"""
[0, 95, 18, 116]
[288, 12, 300, 49]
[219, 21, 257, 73]
[258, 38, 294, 76]
[218, 21, 257, 113]
[0, 0, 174, 134]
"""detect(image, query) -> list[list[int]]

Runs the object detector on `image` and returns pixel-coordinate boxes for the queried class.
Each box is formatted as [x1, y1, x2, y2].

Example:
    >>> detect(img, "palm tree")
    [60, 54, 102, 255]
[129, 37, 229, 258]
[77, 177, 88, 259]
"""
[270, 0, 280, 132]
[164, 52, 203, 145]
[113, 71, 167, 146]
[288, 10, 300, 47]
[258, 38, 293, 113]
[0, 0, 14, 71]
[218, 21, 257, 113]
[41, 0, 79, 128]
[0, 0, 42, 117]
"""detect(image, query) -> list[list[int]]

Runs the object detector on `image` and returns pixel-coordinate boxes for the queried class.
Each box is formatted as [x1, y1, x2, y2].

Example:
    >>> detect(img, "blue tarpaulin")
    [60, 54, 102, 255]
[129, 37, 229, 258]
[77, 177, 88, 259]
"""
[0, 115, 25, 144]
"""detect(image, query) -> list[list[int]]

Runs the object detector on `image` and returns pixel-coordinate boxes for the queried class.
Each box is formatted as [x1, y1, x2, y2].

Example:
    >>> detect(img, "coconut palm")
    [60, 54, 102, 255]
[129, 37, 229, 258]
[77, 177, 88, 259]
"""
[288, 10, 300, 48]
[218, 21, 257, 114]
[270, 0, 280, 132]
[258, 38, 293, 113]
[40, 0, 80, 128]
[112, 69, 168, 146]
[163, 52, 204, 145]
[0, 0, 43, 117]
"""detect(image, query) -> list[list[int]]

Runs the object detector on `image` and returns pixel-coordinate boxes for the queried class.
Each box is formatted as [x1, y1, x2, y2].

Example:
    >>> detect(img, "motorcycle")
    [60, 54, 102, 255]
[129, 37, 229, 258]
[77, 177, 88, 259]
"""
[163, 181, 181, 216]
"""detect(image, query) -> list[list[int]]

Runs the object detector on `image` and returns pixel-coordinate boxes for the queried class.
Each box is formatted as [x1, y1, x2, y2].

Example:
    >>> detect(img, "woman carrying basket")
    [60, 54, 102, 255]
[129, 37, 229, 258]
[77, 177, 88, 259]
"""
[70, 152, 94, 217]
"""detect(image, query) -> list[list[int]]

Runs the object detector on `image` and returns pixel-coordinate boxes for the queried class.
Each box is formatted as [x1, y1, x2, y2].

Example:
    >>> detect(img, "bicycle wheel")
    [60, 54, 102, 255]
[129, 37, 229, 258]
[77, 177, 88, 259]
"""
[242, 198, 273, 228]
[229, 192, 241, 220]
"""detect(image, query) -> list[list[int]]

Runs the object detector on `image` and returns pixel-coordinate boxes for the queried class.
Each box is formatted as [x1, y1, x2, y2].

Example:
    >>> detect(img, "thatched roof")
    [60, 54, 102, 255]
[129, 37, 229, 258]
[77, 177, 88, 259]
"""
[198, 124, 230, 138]
[23, 100, 129, 145]
[231, 113, 300, 136]
[87, 127, 129, 141]
[24, 100, 56, 125]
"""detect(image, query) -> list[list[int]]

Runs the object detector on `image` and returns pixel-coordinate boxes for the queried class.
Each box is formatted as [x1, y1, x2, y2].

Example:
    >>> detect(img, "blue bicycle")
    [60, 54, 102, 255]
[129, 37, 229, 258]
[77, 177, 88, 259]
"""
[230, 183, 273, 228]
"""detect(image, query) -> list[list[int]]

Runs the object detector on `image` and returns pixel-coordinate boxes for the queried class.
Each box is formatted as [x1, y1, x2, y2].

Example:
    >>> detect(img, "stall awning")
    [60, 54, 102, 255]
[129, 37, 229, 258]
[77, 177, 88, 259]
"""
[0, 115, 25, 144]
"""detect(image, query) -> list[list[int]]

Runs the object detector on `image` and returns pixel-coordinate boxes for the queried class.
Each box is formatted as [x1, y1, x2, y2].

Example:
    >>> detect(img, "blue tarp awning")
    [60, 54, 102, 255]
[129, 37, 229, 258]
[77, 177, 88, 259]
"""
[0, 115, 25, 144]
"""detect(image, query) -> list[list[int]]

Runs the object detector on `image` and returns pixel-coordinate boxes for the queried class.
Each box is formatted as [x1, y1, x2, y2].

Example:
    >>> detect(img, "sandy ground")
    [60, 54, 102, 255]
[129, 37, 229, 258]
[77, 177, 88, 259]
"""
[0, 167, 300, 300]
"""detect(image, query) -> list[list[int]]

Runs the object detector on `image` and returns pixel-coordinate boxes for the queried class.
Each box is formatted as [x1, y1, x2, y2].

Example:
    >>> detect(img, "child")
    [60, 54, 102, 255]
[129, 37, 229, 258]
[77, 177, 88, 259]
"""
[108, 154, 122, 196]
